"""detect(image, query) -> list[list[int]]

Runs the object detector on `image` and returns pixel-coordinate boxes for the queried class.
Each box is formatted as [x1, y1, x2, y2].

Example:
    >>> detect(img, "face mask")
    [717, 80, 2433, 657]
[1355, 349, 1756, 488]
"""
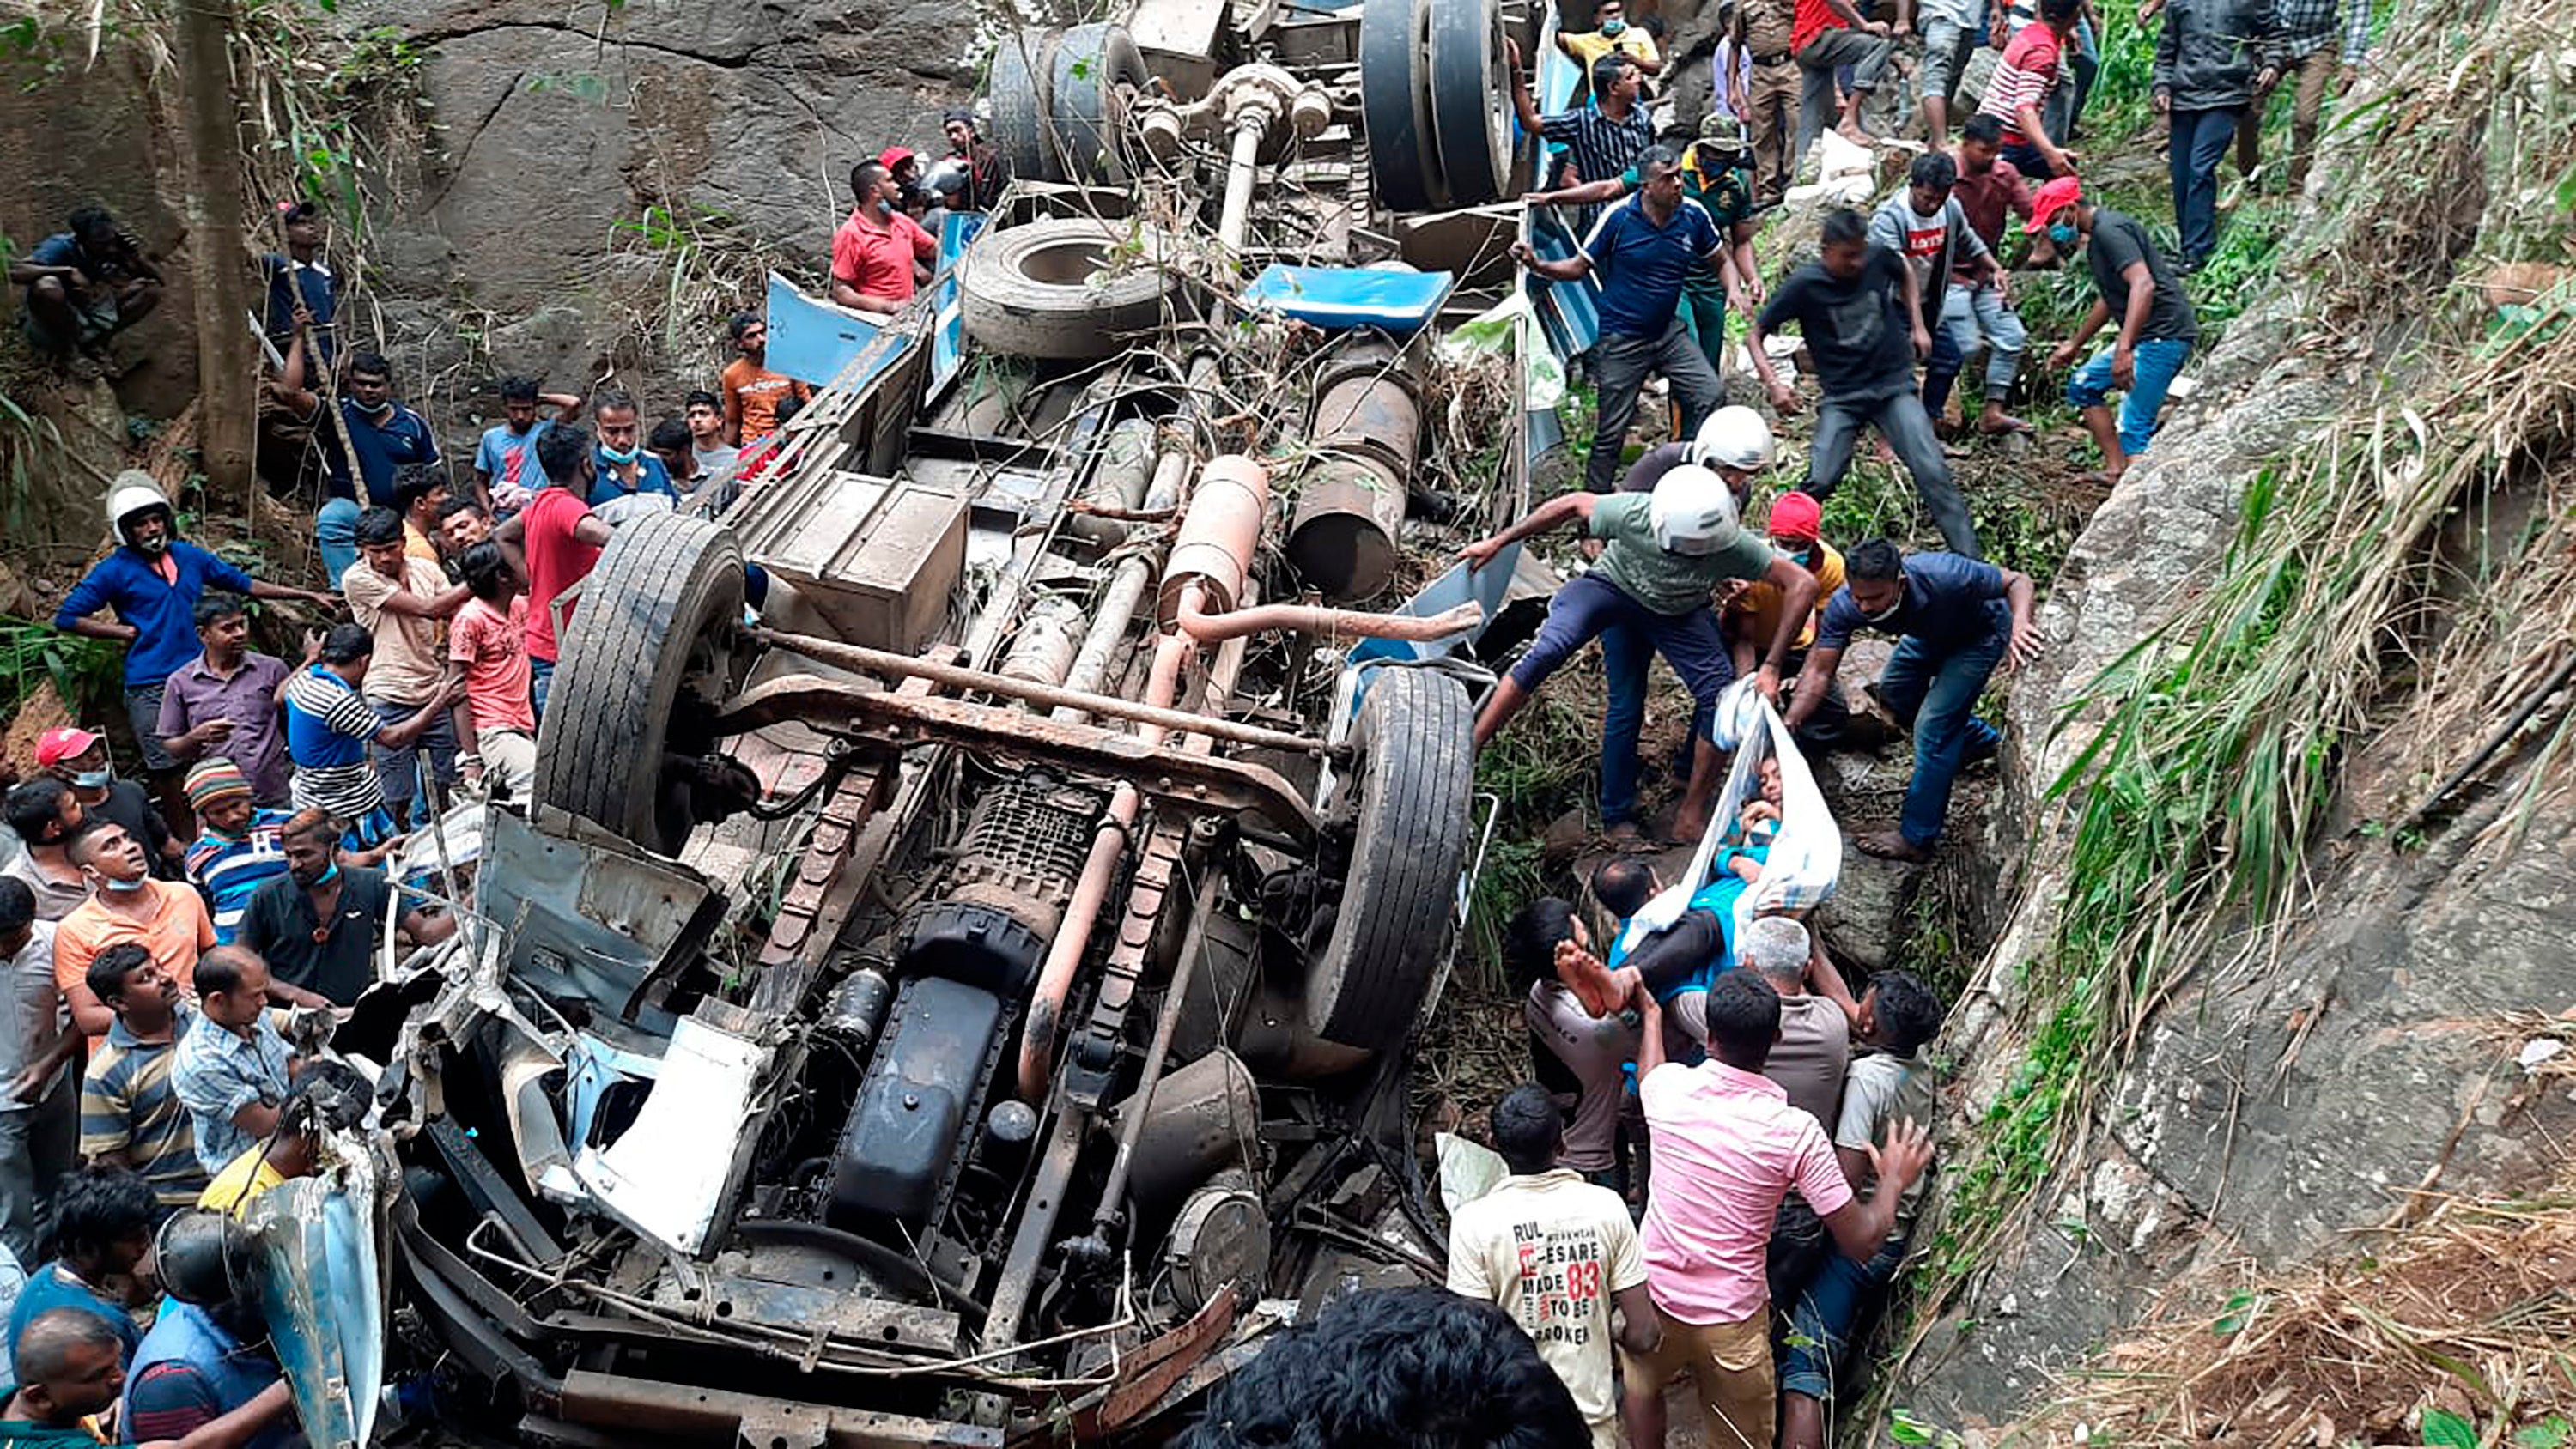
[1601, 17, 1626, 33]
[136, 533, 169, 556]
[72, 768, 112, 791]
[98, 872, 146, 894]
[1862, 587, 1906, 625]
[2049, 221, 2079, 247]
[313, 861, 341, 888]
[600, 444, 641, 465]
[363, 398, 396, 421]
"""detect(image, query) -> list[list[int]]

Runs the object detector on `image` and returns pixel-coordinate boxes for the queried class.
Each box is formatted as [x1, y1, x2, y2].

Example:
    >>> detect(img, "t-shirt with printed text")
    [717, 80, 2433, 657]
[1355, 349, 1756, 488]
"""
[449, 596, 535, 737]
[1445, 1169, 1646, 1449]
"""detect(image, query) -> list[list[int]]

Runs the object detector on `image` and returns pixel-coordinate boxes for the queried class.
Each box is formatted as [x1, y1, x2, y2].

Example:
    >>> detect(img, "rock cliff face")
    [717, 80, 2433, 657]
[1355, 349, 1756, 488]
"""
[1897, 54, 2576, 1434]
[330, 0, 990, 446]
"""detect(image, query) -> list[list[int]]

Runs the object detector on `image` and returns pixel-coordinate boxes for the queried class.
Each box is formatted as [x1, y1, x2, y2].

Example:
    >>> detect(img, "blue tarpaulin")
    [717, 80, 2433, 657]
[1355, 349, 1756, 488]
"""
[1244, 264, 1457, 333]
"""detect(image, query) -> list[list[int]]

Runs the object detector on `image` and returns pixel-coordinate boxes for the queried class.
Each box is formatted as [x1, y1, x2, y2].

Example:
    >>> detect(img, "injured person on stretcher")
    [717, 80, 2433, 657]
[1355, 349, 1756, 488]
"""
[1598, 755, 1793, 1052]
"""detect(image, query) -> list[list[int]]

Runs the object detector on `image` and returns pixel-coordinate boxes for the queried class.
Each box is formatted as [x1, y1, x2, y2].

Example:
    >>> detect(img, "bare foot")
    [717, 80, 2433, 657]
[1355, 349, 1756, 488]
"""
[1838, 120, 1878, 145]
[1666, 810, 1710, 846]
[1602, 821, 1654, 852]
[1854, 830, 1932, 862]
[1976, 411, 2034, 436]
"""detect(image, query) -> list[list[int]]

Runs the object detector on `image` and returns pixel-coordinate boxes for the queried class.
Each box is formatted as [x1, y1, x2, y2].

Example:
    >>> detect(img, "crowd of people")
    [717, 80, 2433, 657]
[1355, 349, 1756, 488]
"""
[0, 0, 2376, 1436]
[1434, 0, 2370, 1442]
[0, 99, 1036, 1446]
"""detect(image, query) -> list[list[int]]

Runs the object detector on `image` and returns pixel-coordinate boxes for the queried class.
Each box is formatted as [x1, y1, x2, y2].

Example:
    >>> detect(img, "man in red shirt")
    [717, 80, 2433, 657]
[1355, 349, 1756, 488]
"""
[491, 425, 614, 719]
[829, 161, 937, 320]
[1974, 0, 2081, 179]
[1791, 0, 1892, 167]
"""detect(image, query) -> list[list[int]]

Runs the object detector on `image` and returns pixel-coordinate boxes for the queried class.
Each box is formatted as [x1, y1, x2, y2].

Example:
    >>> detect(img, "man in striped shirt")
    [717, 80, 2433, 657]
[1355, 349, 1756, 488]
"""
[1512, 51, 1657, 230]
[283, 622, 463, 848]
[76, 943, 209, 1214]
[179, 762, 289, 947]
[1975, 0, 2082, 180]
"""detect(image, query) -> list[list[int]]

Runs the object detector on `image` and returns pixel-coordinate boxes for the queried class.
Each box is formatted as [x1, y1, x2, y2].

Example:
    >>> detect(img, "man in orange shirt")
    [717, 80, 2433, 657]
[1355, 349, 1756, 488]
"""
[717, 313, 810, 448]
[829, 160, 937, 321]
[49, 821, 215, 1049]
[49, 822, 331, 1049]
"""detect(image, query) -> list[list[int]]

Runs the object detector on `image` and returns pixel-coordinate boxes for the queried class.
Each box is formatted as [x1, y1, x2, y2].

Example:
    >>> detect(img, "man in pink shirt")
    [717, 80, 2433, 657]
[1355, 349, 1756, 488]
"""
[446, 542, 538, 801]
[1620, 970, 1931, 1448]
[829, 161, 937, 320]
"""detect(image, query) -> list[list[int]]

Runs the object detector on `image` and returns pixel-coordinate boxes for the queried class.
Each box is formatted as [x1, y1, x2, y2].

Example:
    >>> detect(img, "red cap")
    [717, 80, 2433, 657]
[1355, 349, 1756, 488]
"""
[1765, 491, 1822, 543]
[878, 146, 918, 173]
[2026, 175, 2083, 234]
[34, 726, 106, 768]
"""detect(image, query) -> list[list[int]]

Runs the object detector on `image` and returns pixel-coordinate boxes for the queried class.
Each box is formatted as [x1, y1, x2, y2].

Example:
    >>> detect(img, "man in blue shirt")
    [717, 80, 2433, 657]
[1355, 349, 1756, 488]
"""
[7, 206, 162, 360]
[473, 375, 586, 518]
[1784, 540, 2043, 859]
[1511, 144, 1728, 496]
[53, 476, 333, 788]
[257, 199, 336, 370]
[586, 388, 679, 516]
[0, 1167, 155, 1368]
[276, 314, 441, 586]
[125, 1210, 298, 1449]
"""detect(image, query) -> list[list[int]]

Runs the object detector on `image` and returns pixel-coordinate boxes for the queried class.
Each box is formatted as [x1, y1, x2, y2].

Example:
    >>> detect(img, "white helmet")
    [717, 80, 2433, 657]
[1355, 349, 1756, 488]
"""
[1648, 464, 1741, 555]
[1690, 406, 1777, 474]
[106, 470, 173, 549]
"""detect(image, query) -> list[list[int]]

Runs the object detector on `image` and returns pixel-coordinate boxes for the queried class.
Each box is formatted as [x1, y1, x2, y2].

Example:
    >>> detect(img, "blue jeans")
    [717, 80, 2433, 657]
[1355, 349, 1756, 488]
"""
[2168, 105, 2244, 268]
[1778, 1233, 1907, 1401]
[2065, 336, 2193, 456]
[1513, 575, 1733, 828]
[1877, 631, 2004, 848]
[315, 497, 361, 591]
[530, 658, 555, 721]
[1940, 282, 2026, 399]
[1596, 624, 1722, 828]
[372, 697, 460, 822]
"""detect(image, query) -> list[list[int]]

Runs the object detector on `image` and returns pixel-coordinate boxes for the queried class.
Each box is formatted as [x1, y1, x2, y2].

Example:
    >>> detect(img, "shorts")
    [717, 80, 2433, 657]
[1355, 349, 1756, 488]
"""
[21, 291, 120, 354]
[1622, 1304, 1773, 1449]
[125, 682, 178, 773]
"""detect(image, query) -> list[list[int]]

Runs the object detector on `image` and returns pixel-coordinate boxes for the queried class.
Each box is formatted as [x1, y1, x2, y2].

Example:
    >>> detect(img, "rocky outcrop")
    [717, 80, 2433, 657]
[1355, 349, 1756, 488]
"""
[1897, 82, 2576, 1441]
[313, 0, 994, 452]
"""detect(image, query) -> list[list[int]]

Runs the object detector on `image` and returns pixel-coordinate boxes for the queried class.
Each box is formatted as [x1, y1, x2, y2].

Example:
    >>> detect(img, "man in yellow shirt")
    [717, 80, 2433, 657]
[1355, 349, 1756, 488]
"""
[196, 1066, 332, 1220]
[1725, 491, 1853, 745]
[1558, 0, 1663, 101]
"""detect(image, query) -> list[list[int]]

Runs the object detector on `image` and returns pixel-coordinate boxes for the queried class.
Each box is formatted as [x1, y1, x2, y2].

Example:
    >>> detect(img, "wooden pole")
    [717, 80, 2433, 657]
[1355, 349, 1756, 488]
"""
[172, 0, 258, 511]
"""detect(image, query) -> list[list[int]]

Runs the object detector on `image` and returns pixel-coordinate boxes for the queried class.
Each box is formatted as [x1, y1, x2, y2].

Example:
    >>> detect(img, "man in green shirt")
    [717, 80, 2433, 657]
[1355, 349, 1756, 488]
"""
[1461, 467, 1818, 844]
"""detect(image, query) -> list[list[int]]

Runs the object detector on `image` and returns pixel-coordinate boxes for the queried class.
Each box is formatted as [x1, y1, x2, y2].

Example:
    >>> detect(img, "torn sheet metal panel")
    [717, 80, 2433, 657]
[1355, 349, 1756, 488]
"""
[250, 1134, 388, 1449]
[572, 1015, 772, 1256]
[477, 808, 723, 1037]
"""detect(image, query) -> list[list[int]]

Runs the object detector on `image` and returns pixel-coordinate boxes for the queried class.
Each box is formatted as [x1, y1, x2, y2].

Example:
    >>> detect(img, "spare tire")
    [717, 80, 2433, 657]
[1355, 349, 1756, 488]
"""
[959, 218, 1183, 361]
[1303, 667, 1474, 1051]
[1427, 0, 1512, 206]
[1051, 23, 1151, 184]
[1359, 0, 1445, 213]
[990, 29, 1062, 185]
[534, 513, 747, 854]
